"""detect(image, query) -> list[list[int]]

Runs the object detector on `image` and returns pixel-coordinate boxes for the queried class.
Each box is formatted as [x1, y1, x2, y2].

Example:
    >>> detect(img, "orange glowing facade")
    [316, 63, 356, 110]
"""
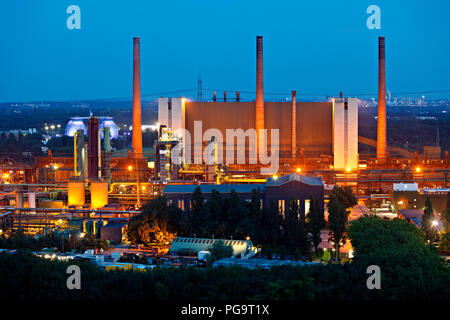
[132, 37, 143, 156]
[377, 36, 387, 162]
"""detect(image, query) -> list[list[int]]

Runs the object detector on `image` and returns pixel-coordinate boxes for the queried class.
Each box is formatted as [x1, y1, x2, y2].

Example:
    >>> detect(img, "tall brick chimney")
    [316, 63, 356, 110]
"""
[132, 37, 143, 156]
[255, 36, 264, 135]
[377, 36, 387, 162]
[291, 90, 296, 159]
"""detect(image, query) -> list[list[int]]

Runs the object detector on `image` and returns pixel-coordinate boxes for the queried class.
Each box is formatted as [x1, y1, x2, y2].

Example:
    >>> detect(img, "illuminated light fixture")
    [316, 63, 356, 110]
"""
[53, 164, 59, 170]
[273, 175, 278, 180]
[246, 236, 250, 241]
[432, 220, 438, 227]
[296, 168, 301, 173]
[346, 167, 351, 173]
[415, 167, 421, 173]
[397, 200, 404, 205]
[79, 232, 86, 238]
[141, 186, 146, 191]
[3, 173, 9, 179]
[128, 165, 133, 171]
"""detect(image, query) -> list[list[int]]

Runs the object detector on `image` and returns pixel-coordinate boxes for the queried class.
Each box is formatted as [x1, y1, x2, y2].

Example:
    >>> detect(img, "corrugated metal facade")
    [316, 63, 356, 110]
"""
[184, 101, 332, 161]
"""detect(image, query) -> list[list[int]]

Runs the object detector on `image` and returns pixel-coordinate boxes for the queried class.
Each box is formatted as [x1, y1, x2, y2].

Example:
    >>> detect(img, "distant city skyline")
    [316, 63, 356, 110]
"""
[1, 0, 450, 103]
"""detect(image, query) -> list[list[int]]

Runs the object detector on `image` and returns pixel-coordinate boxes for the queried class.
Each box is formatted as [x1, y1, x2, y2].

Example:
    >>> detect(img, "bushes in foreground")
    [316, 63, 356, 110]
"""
[0, 249, 448, 300]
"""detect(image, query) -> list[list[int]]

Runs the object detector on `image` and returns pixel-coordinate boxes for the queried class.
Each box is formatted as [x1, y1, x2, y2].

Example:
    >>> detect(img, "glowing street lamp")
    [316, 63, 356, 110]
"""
[296, 167, 301, 173]
[416, 167, 421, 173]
[127, 165, 133, 171]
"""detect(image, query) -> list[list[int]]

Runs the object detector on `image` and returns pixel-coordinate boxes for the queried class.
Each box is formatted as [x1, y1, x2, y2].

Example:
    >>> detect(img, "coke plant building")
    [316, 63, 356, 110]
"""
[157, 36, 359, 171]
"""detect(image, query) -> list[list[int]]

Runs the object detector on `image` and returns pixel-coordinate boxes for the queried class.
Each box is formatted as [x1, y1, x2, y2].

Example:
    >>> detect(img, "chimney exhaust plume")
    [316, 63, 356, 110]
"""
[377, 36, 387, 162]
[132, 37, 143, 156]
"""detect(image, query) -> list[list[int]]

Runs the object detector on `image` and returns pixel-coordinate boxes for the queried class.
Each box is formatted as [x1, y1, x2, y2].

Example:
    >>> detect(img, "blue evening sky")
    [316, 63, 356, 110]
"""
[0, 0, 449, 102]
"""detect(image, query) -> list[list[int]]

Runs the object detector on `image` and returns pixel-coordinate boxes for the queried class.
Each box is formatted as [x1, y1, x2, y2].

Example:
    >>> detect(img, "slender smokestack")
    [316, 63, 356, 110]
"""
[256, 36, 264, 135]
[236, 91, 240, 102]
[292, 90, 296, 159]
[88, 117, 100, 179]
[223, 91, 227, 102]
[132, 37, 143, 156]
[377, 36, 387, 162]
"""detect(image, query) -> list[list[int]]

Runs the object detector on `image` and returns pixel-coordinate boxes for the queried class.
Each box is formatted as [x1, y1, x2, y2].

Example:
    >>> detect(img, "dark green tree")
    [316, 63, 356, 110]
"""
[327, 193, 347, 260]
[330, 185, 357, 212]
[421, 197, 437, 244]
[348, 216, 450, 299]
[307, 196, 325, 252]
[207, 239, 234, 263]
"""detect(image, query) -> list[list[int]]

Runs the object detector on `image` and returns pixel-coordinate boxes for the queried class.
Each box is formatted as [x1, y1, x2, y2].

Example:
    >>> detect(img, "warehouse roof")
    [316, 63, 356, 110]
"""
[266, 173, 323, 187]
[169, 237, 253, 256]
[398, 209, 442, 229]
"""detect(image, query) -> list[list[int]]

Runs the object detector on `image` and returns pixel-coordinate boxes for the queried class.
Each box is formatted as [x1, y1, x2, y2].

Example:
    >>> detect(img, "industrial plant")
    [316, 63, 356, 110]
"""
[0, 34, 449, 264]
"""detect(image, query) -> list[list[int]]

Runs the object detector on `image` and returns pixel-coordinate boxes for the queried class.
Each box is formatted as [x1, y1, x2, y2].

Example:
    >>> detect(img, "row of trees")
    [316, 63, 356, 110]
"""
[128, 187, 335, 257]
[0, 231, 108, 253]
[0, 132, 43, 155]
[1, 215, 449, 300]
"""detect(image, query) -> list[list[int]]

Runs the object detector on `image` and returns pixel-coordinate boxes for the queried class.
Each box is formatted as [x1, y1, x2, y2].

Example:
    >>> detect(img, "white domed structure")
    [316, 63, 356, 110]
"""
[99, 117, 119, 139]
[65, 118, 87, 137]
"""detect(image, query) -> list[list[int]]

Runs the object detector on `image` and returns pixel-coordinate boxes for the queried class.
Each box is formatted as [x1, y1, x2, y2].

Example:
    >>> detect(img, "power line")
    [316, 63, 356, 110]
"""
[5, 88, 450, 105]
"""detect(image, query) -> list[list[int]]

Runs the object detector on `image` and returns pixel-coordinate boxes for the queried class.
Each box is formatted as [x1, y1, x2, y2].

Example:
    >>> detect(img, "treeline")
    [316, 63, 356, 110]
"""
[1, 216, 449, 300]
[0, 132, 43, 156]
[0, 232, 108, 253]
[111, 129, 158, 151]
[128, 186, 356, 258]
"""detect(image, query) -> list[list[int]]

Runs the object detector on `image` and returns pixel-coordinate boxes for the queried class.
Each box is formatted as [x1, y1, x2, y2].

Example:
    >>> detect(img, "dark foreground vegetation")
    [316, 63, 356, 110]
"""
[1, 216, 449, 300]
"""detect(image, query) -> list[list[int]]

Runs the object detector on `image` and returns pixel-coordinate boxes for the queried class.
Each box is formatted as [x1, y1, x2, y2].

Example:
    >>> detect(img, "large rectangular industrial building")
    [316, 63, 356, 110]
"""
[157, 35, 359, 172]
[158, 97, 358, 170]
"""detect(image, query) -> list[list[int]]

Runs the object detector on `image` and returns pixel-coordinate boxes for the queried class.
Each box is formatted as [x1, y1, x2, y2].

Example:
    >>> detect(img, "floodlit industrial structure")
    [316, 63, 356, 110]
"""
[1, 34, 450, 241]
